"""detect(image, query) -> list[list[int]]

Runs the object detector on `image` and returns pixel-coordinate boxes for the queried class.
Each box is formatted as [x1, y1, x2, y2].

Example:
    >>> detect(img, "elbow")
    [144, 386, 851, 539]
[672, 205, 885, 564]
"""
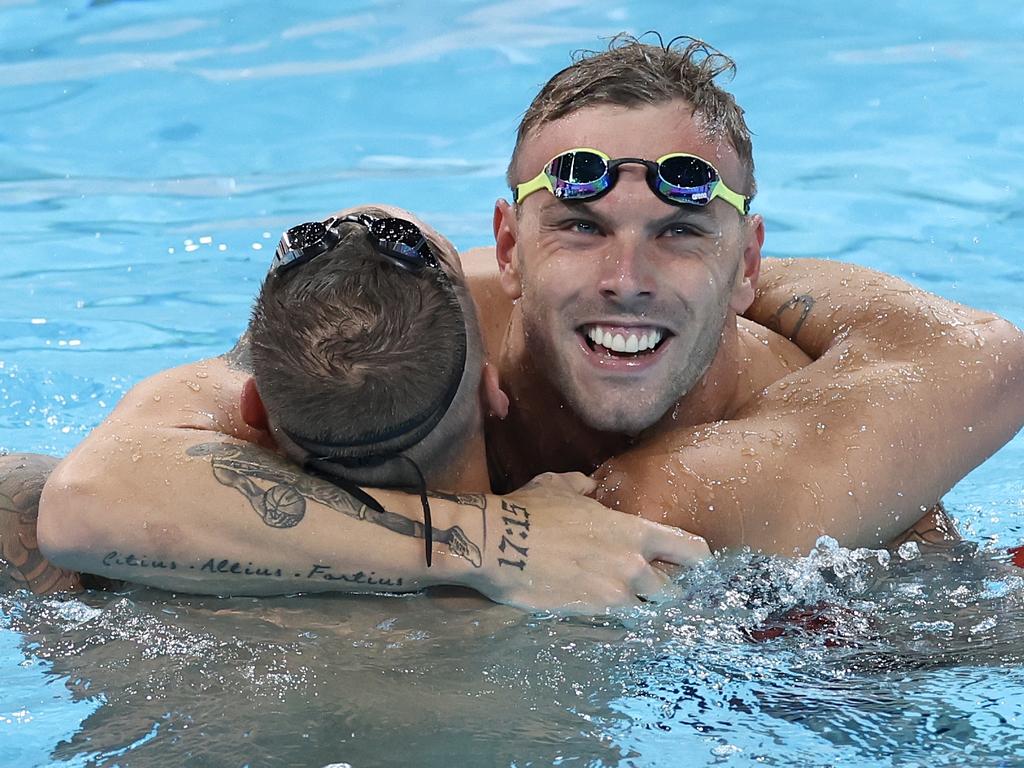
[962, 315, 1024, 440]
[979, 315, 1024, 397]
[37, 461, 107, 572]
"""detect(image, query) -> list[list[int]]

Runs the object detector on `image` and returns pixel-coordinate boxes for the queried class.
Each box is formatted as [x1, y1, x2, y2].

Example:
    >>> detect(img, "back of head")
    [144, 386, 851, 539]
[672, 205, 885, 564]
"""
[249, 214, 475, 487]
[508, 34, 755, 195]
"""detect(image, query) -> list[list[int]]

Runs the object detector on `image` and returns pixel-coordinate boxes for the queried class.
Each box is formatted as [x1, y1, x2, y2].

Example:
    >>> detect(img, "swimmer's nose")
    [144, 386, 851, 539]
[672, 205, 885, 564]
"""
[597, 238, 656, 310]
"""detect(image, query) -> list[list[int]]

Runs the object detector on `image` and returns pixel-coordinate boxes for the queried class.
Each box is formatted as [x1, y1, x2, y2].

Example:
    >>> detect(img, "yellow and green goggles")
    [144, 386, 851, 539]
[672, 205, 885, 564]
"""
[514, 147, 751, 215]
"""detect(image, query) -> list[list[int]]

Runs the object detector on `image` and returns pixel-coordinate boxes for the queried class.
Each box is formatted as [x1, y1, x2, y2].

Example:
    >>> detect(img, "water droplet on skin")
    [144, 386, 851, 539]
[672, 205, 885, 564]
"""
[195, 370, 208, 379]
[152, 395, 161, 402]
[185, 381, 201, 392]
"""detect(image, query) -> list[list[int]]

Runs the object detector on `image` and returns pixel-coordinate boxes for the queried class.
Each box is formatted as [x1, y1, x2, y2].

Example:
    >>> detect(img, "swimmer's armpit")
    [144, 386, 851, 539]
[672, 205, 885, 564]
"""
[765, 293, 816, 342]
[185, 442, 484, 567]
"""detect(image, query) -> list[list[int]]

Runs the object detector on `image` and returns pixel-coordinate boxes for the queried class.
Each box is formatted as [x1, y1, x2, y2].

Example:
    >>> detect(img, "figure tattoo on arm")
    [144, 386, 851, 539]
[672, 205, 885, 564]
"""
[185, 442, 484, 566]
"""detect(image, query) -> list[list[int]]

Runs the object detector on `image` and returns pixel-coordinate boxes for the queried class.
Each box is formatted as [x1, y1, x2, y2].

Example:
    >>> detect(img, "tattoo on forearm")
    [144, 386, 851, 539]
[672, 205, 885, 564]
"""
[185, 442, 483, 567]
[496, 499, 530, 571]
[769, 294, 816, 340]
[101, 549, 405, 587]
[428, 490, 488, 559]
[0, 454, 83, 594]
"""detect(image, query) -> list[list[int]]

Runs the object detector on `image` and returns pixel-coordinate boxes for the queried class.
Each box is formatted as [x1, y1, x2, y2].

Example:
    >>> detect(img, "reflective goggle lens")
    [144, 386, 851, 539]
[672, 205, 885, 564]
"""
[364, 216, 435, 266]
[275, 214, 440, 275]
[548, 151, 610, 199]
[656, 154, 719, 205]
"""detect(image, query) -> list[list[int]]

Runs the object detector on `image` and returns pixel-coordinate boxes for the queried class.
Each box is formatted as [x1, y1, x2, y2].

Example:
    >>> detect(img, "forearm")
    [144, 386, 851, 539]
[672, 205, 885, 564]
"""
[1, 453, 83, 593]
[38, 430, 484, 596]
[745, 257, 1024, 541]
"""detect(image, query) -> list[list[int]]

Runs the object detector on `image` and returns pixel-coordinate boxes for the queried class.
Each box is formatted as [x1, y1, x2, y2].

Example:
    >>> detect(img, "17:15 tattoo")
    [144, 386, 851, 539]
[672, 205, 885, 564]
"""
[496, 499, 530, 570]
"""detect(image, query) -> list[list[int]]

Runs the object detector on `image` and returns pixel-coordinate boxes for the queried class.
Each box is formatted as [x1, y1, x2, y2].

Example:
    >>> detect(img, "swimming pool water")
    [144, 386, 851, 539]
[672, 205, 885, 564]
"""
[2, 1, 1023, 766]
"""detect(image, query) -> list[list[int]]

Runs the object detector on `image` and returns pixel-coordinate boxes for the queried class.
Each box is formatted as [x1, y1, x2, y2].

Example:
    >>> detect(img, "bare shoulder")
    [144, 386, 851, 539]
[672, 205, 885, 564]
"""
[100, 356, 249, 434]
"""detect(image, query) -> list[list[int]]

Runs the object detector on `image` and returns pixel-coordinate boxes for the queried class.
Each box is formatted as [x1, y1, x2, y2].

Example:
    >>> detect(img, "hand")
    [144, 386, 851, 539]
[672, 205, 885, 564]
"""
[473, 472, 709, 615]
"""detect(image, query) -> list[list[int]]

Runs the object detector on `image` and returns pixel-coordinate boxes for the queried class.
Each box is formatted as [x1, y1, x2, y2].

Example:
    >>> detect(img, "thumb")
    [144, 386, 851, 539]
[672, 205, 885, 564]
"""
[518, 471, 597, 496]
[545, 471, 597, 496]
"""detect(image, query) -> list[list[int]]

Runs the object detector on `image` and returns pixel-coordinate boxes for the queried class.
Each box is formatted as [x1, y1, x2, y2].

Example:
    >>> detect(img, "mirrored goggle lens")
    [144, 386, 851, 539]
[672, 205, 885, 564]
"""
[369, 217, 433, 264]
[656, 155, 719, 204]
[547, 151, 611, 199]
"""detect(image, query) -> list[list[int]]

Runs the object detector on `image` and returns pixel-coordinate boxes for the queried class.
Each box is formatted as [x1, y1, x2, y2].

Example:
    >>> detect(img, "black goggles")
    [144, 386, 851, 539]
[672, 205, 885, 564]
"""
[273, 213, 442, 276]
[514, 147, 751, 215]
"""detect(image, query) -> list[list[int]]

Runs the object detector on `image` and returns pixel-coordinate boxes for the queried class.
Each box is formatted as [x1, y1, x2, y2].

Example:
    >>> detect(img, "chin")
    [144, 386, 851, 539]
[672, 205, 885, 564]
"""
[567, 392, 666, 436]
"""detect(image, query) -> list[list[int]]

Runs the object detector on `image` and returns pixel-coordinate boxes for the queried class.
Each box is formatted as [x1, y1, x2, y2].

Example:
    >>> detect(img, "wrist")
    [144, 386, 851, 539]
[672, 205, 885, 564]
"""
[418, 491, 495, 593]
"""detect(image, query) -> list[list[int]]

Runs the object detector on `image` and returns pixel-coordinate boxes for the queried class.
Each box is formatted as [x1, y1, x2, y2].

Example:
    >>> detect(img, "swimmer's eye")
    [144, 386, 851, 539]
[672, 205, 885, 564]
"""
[662, 222, 708, 238]
[563, 219, 602, 235]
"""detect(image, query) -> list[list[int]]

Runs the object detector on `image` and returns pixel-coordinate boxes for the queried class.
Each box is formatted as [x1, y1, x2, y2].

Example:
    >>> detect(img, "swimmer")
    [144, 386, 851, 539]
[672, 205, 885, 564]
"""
[6, 36, 1023, 611]
[472, 34, 1024, 550]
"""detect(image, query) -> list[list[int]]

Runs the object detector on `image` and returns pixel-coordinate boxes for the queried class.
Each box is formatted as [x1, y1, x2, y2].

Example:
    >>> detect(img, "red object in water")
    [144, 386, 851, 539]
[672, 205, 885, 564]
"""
[1008, 546, 1024, 568]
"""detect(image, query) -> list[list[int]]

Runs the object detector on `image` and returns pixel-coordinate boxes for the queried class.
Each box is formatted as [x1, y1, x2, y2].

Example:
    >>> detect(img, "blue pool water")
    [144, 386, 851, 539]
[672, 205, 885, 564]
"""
[2, 1, 1023, 766]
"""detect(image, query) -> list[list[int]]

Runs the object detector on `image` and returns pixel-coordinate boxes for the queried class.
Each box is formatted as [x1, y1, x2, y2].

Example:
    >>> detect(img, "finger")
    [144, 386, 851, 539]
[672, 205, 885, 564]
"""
[643, 524, 711, 567]
[632, 562, 673, 600]
[521, 471, 595, 496]
[556, 472, 597, 496]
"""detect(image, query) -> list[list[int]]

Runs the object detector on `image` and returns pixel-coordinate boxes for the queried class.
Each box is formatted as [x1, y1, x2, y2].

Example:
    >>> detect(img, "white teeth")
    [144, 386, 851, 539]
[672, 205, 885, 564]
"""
[586, 325, 664, 354]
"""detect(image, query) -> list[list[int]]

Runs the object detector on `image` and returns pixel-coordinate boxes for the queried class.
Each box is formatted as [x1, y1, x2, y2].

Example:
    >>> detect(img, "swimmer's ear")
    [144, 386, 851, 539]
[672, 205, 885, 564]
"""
[480, 361, 509, 420]
[729, 213, 764, 314]
[493, 198, 523, 300]
[240, 377, 271, 432]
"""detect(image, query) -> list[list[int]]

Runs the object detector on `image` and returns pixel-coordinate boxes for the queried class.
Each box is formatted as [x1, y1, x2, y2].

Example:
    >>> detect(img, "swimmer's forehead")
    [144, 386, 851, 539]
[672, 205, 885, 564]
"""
[330, 204, 464, 279]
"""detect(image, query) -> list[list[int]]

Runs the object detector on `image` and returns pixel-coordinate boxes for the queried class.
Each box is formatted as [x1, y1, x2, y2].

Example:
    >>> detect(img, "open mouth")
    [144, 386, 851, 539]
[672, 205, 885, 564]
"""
[580, 324, 671, 358]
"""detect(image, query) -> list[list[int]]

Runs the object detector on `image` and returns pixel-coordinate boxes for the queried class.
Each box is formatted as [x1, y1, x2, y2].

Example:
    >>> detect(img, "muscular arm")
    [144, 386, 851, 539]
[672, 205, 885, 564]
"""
[37, 358, 705, 610]
[596, 258, 1024, 554]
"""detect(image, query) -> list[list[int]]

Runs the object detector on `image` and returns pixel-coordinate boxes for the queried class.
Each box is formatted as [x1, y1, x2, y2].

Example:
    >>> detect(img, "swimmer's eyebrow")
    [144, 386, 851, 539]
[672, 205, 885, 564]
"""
[649, 208, 719, 232]
[539, 197, 719, 232]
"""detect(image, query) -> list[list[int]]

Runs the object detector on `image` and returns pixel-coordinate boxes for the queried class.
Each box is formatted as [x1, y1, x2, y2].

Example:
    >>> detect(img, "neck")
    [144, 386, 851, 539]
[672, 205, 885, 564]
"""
[488, 311, 632, 490]
[430, 427, 492, 493]
[488, 310, 744, 490]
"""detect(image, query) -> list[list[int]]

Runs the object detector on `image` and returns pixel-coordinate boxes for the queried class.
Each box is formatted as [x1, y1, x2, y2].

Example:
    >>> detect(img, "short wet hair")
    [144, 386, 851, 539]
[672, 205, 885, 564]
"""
[248, 211, 471, 482]
[508, 34, 756, 197]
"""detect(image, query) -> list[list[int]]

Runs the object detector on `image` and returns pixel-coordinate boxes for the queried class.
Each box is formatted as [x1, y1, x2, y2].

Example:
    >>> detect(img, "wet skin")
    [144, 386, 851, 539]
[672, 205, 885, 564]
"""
[495, 102, 761, 437]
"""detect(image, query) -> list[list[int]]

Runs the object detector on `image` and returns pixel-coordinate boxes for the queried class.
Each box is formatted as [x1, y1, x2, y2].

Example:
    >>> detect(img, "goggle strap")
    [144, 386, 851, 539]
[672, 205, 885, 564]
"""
[514, 172, 553, 204]
[709, 182, 751, 216]
[305, 454, 434, 568]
